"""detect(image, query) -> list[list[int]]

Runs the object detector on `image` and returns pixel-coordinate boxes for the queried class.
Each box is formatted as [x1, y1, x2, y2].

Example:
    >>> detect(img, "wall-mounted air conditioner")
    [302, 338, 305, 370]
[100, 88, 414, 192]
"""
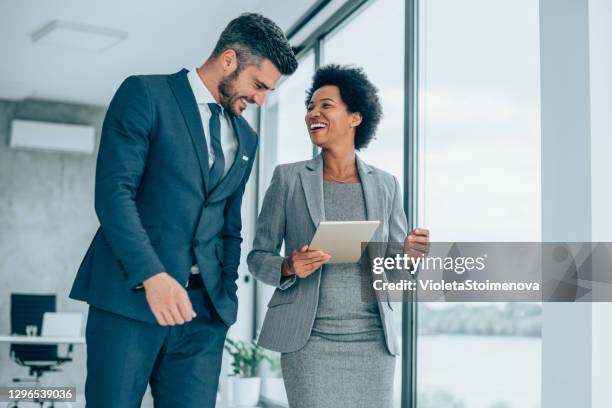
[9, 119, 96, 154]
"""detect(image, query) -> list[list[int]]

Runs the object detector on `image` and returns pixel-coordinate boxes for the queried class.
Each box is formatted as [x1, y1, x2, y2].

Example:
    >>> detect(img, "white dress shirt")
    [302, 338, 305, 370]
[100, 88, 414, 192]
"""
[186, 67, 237, 177]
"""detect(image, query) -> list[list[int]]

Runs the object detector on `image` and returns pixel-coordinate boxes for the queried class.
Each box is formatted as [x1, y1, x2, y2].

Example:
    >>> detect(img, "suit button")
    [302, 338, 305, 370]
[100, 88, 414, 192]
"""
[194, 239, 200, 247]
[203, 201, 209, 208]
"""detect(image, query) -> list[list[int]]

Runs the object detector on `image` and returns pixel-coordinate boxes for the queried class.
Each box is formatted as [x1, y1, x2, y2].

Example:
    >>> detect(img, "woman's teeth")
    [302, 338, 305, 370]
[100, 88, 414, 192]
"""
[310, 123, 326, 129]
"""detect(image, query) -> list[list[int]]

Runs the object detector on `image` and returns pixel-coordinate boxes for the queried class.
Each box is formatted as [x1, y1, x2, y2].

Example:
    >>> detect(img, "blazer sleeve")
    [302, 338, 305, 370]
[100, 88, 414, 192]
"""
[94, 75, 165, 289]
[247, 165, 296, 290]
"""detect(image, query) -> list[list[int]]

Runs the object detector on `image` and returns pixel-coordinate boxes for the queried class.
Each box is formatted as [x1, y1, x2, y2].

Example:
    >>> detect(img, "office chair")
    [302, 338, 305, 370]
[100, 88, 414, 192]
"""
[9, 294, 74, 408]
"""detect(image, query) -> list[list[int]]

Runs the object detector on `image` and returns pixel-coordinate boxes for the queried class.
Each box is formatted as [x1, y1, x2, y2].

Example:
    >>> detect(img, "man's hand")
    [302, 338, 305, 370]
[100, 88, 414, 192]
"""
[142, 272, 197, 326]
[404, 228, 430, 259]
[282, 245, 331, 279]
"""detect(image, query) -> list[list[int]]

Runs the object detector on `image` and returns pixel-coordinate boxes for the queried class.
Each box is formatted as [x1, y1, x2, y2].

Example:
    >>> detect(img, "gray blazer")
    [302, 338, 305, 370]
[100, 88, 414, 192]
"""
[247, 154, 407, 355]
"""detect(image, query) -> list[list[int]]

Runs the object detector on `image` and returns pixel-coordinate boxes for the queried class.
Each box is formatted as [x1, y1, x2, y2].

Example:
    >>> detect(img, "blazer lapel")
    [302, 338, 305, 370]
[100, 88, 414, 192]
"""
[299, 154, 325, 228]
[167, 69, 209, 194]
[357, 155, 394, 307]
[207, 113, 249, 201]
[357, 155, 386, 261]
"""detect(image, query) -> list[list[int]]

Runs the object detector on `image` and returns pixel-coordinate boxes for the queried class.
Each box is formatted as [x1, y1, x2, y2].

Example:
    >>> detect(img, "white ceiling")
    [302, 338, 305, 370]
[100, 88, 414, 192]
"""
[0, 0, 316, 106]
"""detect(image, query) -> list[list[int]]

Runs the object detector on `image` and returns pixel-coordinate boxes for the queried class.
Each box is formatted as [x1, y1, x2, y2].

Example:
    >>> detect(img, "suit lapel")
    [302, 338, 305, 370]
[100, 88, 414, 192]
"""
[357, 155, 394, 307]
[357, 154, 380, 224]
[207, 113, 249, 202]
[356, 155, 386, 262]
[167, 69, 209, 194]
[300, 154, 381, 230]
[299, 155, 325, 228]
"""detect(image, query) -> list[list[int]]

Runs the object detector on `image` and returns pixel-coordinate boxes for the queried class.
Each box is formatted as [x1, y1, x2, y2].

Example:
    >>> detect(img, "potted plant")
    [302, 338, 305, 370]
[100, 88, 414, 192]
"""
[224, 337, 268, 407]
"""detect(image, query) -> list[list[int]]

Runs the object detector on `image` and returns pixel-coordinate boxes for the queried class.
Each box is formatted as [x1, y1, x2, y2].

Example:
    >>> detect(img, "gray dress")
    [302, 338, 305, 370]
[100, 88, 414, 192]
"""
[281, 180, 396, 408]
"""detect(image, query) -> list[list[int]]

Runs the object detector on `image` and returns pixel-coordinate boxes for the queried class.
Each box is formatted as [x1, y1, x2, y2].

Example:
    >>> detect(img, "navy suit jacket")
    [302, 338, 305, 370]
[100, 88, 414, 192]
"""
[70, 69, 257, 326]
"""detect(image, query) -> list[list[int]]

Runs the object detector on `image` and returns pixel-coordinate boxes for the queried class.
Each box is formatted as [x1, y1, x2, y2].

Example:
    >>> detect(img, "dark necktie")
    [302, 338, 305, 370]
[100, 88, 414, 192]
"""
[207, 103, 225, 189]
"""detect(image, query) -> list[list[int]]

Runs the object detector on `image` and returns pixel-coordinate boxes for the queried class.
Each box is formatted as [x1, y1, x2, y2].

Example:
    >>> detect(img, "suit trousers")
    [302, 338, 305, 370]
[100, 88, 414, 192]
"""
[84, 285, 228, 408]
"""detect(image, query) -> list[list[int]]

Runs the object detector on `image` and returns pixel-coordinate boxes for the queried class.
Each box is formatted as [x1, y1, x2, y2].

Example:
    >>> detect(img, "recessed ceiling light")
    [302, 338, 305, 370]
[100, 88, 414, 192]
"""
[31, 20, 127, 53]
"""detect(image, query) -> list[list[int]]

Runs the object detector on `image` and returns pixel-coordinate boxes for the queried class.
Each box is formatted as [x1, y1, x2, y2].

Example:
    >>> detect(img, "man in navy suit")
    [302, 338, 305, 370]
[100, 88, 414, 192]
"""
[69, 13, 297, 407]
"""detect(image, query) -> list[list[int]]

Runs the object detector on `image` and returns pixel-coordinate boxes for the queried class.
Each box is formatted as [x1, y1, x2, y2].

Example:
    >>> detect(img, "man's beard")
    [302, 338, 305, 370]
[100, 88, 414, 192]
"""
[218, 70, 245, 116]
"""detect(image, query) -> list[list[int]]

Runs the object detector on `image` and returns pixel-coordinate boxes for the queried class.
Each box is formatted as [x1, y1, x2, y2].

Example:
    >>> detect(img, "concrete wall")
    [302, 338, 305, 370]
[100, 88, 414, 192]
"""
[0, 98, 105, 393]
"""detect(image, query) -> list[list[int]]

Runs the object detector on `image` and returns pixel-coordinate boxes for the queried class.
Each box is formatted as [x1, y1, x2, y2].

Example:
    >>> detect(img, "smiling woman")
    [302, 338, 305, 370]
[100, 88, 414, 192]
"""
[247, 63, 427, 408]
[305, 64, 382, 151]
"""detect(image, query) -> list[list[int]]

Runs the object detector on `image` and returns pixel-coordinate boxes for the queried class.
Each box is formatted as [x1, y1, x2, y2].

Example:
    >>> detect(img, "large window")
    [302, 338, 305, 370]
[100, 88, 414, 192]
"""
[416, 1, 542, 407]
[321, 0, 405, 406]
[322, 0, 405, 184]
[256, 0, 405, 405]
[247, 0, 612, 407]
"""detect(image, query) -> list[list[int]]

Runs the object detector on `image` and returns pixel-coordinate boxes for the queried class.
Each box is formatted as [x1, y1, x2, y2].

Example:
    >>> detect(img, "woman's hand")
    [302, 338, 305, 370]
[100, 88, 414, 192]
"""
[282, 245, 332, 279]
[404, 228, 430, 258]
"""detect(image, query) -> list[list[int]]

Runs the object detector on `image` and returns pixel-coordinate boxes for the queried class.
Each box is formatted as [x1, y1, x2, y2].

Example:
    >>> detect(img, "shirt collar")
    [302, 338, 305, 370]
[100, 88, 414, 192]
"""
[187, 67, 217, 106]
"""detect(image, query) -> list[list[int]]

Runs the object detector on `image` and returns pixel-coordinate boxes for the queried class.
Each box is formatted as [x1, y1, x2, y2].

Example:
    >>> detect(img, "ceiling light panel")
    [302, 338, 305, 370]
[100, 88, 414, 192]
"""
[31, 20, 127, 52]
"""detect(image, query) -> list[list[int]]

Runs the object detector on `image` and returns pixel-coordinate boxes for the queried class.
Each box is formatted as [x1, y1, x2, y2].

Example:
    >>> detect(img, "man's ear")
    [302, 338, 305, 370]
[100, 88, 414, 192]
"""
[220, 49, 238, 74]
[351, 112, 363, 128]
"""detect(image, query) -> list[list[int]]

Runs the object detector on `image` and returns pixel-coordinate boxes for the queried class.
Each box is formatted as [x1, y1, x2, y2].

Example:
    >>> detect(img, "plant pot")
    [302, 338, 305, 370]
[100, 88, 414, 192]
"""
[232, 376, 261, 407]
[261, 377, 286, 403]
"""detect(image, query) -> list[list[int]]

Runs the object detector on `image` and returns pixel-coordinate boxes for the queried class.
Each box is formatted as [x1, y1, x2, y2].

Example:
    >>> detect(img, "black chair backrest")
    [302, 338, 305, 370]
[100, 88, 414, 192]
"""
[10, 293, 58, 362]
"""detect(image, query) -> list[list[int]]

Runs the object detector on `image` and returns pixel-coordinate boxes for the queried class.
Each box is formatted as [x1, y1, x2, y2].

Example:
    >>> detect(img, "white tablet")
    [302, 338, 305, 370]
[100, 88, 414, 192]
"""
[309, 221, 380, 264]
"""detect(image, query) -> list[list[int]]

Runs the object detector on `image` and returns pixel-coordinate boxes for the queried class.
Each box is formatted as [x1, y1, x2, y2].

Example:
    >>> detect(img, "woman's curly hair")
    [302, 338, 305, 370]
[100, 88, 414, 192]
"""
[305, 64, 383, 150]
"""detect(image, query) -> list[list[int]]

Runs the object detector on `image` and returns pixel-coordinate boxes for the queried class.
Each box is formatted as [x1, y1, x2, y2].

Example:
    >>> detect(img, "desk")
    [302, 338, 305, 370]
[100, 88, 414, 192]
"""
[0, 335, 85, 345]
